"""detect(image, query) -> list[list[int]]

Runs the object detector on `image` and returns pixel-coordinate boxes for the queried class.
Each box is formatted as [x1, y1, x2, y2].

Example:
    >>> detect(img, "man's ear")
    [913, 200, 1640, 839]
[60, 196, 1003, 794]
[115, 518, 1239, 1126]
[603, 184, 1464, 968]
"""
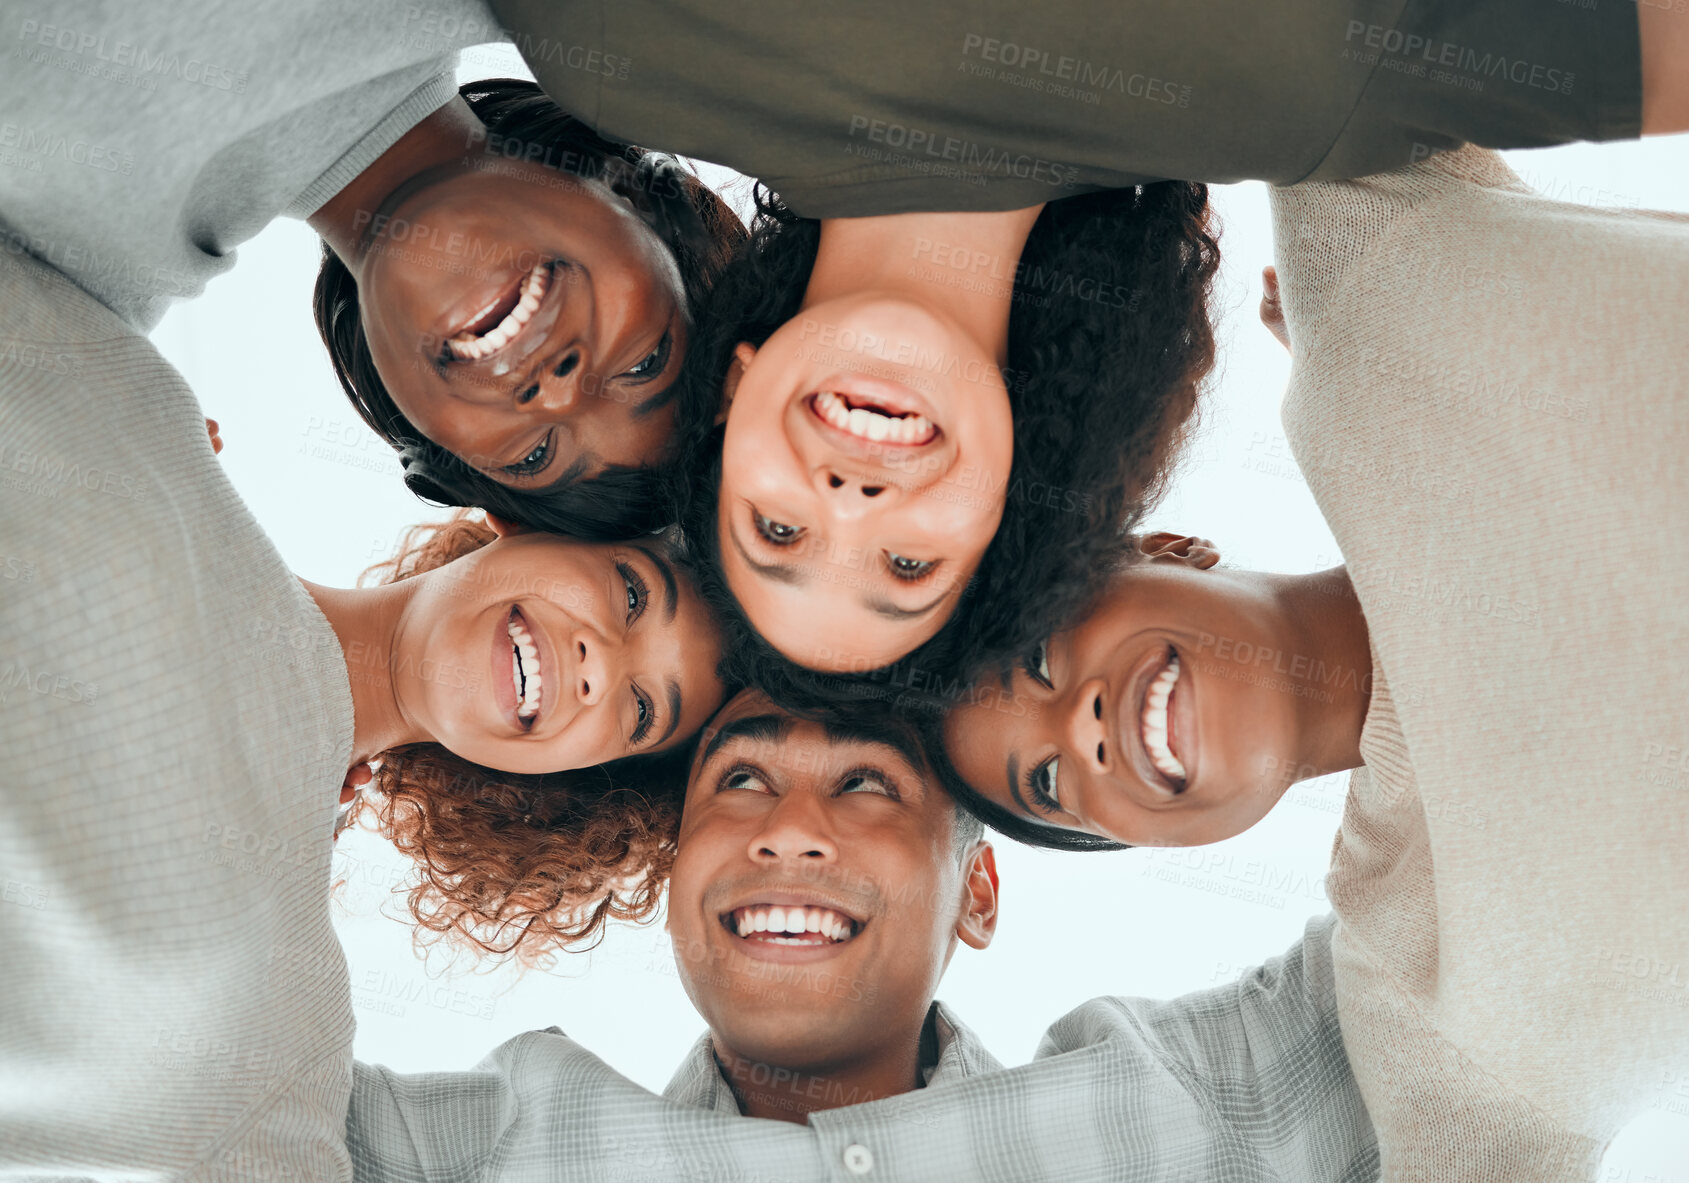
[956, 842, 999, 951]
[715, 342, 758, 426]
[484, 512, 528, 539]
[1138, 531, 1221, 570]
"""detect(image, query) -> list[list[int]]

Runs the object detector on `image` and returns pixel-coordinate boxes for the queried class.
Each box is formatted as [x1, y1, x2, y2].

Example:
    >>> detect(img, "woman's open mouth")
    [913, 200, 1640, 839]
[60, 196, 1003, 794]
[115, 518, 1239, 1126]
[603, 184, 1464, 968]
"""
[507, 606, 543, 728]
[808, 390, 938, 446]
[1140, 649, 1187, 784]
[445, 261, 552, 363]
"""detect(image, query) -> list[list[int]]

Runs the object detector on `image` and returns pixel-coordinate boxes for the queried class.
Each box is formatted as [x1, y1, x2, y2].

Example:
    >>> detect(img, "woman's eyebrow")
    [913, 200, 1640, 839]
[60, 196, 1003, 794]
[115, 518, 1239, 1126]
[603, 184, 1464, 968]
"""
[729, 524, 806, 586]
[656, 678, 683, 748]
[646, 549, 679, 623]
[864, 591, 946, 621]
[1006, 751, 1033, 816]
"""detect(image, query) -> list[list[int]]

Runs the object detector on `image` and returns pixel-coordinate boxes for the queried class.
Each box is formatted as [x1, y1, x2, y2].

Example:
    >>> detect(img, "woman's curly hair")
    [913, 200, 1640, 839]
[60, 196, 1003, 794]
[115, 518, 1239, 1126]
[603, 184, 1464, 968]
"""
[673, 181, 1220, 711]
[314, 79, 746, 541]
[347, 511, 695, 963]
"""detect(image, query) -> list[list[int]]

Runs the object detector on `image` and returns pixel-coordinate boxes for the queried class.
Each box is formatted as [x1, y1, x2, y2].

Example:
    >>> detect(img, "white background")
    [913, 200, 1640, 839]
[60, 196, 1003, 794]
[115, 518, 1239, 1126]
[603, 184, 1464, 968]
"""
[147, 44, 1689, 1176]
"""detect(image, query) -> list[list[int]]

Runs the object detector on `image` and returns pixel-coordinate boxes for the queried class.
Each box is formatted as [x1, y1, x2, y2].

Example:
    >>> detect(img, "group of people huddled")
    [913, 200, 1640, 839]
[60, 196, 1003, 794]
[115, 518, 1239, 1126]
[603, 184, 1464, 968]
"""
[4, 2, 1688, 1180]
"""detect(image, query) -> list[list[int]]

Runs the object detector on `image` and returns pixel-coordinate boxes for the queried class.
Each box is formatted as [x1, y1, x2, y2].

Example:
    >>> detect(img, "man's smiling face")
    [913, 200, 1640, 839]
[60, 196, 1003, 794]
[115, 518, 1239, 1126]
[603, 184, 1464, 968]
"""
[666, 691, 994, 1079]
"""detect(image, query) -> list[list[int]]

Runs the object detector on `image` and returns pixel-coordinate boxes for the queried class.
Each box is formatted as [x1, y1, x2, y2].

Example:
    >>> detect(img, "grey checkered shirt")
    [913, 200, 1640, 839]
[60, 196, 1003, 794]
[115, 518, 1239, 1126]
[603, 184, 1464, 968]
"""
[348, 914, 1376, 1182]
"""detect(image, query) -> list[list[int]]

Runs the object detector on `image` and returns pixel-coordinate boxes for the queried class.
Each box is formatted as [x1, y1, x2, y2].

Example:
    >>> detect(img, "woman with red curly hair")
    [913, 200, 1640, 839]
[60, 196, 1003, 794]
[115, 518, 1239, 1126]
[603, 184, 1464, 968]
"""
[312, 510, 727, 957]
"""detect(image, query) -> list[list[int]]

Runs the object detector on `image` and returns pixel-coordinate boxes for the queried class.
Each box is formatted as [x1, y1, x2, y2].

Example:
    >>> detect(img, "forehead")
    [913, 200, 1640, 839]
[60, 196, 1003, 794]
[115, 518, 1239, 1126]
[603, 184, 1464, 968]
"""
[686, 695, 932, 792]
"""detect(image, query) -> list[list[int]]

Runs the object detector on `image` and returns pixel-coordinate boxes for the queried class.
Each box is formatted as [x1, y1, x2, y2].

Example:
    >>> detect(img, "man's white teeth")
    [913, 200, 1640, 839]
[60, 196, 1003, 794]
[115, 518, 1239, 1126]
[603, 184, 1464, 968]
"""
[447, 263, 549, 361]
[730, 904, 856, 943]
[508, 616, 542, 720]
[813, 390, 936, 445]
[1140, 652, 1187, 781]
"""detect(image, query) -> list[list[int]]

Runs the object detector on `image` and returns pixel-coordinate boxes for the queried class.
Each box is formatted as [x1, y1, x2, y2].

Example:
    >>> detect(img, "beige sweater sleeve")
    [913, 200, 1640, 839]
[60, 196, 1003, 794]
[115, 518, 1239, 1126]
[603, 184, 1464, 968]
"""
[1271, 150, 1689, 1180]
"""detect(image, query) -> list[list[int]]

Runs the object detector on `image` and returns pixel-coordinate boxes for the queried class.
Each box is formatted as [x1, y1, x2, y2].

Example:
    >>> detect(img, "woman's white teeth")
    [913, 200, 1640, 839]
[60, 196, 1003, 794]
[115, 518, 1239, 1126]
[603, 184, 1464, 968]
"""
[814, 390, 936, 445]
[1140, 652, 1187, 782]
[507, 616, 542, 720]
[447, 263, 549, 361]
[730, 904, 856, 943]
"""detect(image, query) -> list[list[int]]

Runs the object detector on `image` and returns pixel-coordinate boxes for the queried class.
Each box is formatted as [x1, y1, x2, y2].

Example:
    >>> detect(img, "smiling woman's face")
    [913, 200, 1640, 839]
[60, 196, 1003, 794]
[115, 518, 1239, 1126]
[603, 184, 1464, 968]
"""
[356, 160, 688, 490]
[717, 293, 1015, 672]
[392, 530, 725, 775]
[943, 559, 1312, 848]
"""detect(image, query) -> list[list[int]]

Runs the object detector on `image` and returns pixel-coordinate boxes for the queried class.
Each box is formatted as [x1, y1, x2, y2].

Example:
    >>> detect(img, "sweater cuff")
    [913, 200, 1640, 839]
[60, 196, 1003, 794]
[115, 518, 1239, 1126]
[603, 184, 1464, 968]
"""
[286, 69, 462, 219]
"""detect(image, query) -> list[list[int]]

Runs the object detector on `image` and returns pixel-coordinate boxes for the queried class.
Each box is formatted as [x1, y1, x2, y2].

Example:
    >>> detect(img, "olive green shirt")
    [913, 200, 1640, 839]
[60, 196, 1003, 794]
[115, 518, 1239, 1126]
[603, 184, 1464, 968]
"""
[489, 0, 1640, 215]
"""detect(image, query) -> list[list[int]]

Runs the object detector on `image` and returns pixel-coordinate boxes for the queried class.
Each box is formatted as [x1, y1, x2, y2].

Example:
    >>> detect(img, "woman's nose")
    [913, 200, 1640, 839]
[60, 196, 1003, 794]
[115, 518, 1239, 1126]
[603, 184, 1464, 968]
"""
[570, 628, 610, 706]
[519, 348, 585, 415]
[814, 466, 902, 516]
[1066, 677, 1112, 773]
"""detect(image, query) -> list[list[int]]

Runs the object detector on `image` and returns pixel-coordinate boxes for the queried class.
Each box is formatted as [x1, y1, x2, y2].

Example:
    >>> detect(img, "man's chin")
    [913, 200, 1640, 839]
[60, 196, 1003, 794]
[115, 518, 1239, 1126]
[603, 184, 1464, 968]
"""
[710, 1019, 858, 1076]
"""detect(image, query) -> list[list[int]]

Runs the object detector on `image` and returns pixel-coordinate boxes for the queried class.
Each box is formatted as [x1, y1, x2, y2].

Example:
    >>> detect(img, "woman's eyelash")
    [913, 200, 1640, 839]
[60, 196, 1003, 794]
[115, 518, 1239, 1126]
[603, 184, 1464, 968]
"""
[885, 553, 935, 582]
[501, 434, 552, 477]
[617, 560, 650, 626]
[754, 512, 803, 546]
[1025, 754, 1061, 813]
[620, 331, 672, 383]
[1021, 640, 1053, 689]
[630, 683, 655, 746]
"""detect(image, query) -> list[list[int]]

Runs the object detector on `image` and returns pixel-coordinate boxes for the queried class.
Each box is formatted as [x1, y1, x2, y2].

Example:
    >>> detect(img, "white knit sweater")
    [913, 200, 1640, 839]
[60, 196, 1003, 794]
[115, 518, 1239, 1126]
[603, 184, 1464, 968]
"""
[1272, 146, 1689, 1180]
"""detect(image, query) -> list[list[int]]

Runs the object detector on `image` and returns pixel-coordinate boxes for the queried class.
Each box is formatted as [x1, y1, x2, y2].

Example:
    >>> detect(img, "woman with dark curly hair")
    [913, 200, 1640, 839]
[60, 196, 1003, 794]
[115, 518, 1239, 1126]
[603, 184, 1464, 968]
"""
[673, 180, 1218, 691]
[310, 79, 746, 541]
[934, 143, 1689, 1172]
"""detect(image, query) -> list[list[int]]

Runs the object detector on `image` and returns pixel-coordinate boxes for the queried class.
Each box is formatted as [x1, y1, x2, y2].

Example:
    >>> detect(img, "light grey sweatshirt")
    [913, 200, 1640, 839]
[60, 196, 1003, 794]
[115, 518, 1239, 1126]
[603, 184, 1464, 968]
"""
[0, 242, 357, 1176]
[0, 0, 504, 330]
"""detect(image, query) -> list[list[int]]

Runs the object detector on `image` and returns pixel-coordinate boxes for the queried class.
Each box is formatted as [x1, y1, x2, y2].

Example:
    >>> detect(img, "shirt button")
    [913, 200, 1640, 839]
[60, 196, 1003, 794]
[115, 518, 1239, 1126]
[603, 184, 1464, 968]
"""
[842, 1143, 875, 1175]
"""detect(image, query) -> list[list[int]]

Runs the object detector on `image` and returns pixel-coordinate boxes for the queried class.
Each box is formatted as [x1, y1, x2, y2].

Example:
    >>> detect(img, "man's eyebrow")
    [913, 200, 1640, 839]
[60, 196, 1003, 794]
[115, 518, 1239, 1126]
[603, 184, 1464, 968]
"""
[658, 679, 683, 748]
[729, 524, 806, 586]
[699, 713, 792, 766]
[864, 589, 948, 622]
[648, 548, 679, 624]
[816, 718, 929, 788]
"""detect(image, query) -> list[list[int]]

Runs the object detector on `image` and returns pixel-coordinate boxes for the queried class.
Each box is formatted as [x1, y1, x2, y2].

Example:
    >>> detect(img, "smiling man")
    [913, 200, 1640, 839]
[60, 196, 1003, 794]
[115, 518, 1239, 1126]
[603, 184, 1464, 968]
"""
[660, 690, 999, 1121]
[347, 691, 1377, 1181]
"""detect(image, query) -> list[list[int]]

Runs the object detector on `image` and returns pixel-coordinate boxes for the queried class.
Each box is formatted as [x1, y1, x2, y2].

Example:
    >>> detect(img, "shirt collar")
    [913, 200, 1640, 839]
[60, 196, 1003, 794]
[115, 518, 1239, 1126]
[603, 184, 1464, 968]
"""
[662, 1000, 1004, 1115]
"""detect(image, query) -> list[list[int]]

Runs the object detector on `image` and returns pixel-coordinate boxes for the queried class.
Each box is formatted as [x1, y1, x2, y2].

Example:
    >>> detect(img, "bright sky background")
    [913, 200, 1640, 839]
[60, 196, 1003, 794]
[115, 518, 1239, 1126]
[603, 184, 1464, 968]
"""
[147, 43, 1689, 1175]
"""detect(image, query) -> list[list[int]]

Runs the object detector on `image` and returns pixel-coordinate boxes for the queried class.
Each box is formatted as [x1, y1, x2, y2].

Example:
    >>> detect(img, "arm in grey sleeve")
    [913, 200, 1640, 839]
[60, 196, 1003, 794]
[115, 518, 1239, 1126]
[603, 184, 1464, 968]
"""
[807, 918, 1372, 1183]
[1029, 913, 1375, 1183]
[348, 1032, 831, 1183]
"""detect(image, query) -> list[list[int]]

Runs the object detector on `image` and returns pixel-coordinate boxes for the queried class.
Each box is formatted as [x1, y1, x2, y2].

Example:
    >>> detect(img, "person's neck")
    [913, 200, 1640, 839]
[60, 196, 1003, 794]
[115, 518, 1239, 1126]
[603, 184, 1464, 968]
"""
[711, 1015, 935, 1124]
[299, 577, 429, 766]
[1267, 565, 1373, 779]
[307, 96, 486, 271]
[808, 206, 1045, 366]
